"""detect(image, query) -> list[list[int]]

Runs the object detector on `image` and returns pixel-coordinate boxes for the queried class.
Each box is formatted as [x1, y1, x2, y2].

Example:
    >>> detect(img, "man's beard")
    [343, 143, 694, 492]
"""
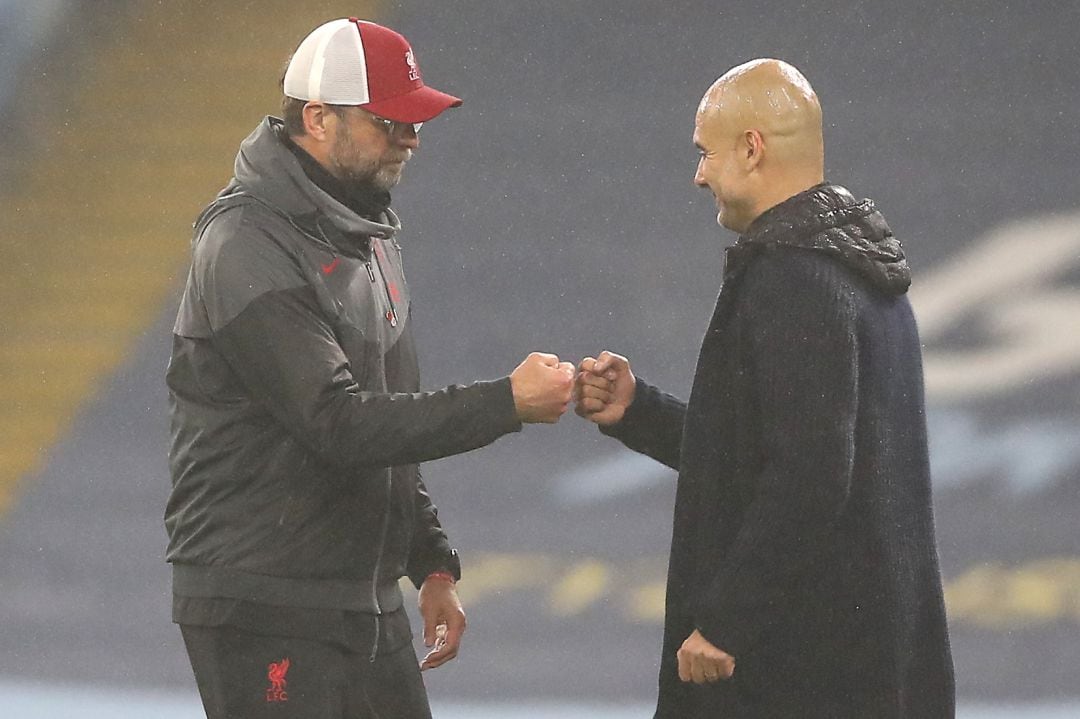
[331, 126, 407, 192]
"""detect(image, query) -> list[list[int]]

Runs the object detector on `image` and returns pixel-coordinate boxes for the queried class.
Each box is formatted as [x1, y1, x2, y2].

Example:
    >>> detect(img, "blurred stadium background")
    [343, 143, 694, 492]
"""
[1, 1, 1078, 716]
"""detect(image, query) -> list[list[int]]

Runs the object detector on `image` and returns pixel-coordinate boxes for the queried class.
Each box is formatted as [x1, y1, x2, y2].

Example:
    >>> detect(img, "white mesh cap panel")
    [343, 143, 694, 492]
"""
[283, 19, 370, 104]
[316, 22, 369, 104]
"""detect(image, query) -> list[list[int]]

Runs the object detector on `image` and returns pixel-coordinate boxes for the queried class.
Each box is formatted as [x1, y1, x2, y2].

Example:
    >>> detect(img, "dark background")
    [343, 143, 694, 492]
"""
[1, 0, 1078, 711]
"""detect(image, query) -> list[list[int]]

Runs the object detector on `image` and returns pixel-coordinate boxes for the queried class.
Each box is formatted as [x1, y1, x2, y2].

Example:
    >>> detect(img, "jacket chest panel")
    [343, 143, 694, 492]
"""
[313, 242, 411, 350]
[685, 280, 746, 437]
[680, 277, 761, 509]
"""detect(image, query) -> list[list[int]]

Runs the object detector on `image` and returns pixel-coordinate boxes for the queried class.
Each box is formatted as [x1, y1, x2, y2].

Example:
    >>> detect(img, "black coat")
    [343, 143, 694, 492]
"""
[604, 185, 954, 717]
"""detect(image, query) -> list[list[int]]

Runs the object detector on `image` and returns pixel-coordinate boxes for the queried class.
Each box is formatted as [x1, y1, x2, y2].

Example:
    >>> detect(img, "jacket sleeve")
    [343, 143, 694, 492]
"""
[599, 378, 686, 470]
[692, 254, 858, 659]
[405, 469, 461, 589]
[195, 211, 522, 470]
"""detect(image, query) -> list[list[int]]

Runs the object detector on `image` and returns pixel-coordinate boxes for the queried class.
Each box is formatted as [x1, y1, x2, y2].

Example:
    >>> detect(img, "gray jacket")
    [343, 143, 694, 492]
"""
[165, 117, 520, 614]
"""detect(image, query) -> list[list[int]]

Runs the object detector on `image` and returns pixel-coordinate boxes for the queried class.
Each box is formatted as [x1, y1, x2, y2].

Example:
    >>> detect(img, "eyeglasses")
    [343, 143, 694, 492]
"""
[368, 113, 423, 138]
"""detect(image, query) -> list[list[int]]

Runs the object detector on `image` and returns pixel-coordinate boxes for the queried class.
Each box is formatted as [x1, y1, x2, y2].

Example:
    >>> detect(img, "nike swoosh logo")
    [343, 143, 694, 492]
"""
[321, 257, 341, 275]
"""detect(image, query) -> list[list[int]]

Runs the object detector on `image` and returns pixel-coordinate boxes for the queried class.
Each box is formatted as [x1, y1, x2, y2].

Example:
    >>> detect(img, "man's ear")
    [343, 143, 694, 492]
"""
[302, 102, 333, 142]
[742, 129, 765, 169]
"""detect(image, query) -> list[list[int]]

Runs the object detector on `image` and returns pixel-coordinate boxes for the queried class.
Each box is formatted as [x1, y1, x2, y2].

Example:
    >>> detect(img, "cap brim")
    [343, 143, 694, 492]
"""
[361, 85, 462, 124]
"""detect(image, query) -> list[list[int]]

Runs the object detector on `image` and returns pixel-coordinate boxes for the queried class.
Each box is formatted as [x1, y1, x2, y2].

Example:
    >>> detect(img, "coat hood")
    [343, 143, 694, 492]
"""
[731, 183, 911, 295]
[194, 117, 400, 255]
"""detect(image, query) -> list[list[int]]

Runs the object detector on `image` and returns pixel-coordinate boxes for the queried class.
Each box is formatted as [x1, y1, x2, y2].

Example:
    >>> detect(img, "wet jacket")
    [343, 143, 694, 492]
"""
[165, 117, 521, 618]
[604, 184, 954, 717]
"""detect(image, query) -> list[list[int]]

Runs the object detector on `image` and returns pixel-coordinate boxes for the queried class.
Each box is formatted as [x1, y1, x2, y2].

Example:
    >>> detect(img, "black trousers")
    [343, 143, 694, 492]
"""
[180, 623, 433, 719]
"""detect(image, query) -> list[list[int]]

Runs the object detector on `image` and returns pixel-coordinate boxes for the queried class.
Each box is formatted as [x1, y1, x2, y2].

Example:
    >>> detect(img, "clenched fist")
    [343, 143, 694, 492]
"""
[510, 352, 575, 423]
[677, 629, 735, 684]
[574, 351, 636, 426]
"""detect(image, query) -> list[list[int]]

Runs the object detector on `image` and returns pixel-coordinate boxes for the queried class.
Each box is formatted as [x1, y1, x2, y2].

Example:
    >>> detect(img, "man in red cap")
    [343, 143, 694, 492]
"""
[165, 18, 574, 718]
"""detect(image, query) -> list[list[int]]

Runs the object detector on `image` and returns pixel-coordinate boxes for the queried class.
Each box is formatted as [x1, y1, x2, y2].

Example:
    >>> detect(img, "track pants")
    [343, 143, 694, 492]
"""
[180, 623, 433, 719]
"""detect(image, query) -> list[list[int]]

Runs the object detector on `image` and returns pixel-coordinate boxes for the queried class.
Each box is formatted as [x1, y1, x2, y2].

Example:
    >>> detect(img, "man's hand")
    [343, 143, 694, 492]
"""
[574, 351, 636, 426]
[677, 629, 735, 684]
[417, 575, 466, 671]
[510, 352, 575, 423]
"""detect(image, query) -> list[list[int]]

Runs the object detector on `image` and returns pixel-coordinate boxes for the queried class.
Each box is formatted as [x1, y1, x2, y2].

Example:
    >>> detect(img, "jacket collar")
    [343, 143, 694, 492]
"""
[725, 183, 911, 295]
[230, 117, 401, 257]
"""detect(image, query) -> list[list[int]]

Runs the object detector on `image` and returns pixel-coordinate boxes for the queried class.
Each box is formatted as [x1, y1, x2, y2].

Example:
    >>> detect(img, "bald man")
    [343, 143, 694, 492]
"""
[575, 60, 954, 717]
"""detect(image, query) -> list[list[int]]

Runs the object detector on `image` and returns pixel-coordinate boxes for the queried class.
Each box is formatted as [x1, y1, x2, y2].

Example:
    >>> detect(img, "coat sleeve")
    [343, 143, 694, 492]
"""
[194, 210, 522, 470]
[600, 378, 686, 470]
[692, 254, 858, 659]
[405, 468, 461, 589]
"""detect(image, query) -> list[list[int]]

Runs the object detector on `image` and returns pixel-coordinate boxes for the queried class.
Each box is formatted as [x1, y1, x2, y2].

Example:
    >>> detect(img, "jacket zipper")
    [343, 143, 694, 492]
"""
[369, 472, 392, 662]
[366, 238, 398, 661]
[368, 240, 399, 327]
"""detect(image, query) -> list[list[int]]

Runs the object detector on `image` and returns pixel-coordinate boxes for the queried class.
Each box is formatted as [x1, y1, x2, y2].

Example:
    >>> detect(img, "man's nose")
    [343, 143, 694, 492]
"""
[693, 160, 706, 187]
[396, 125, 420, 149]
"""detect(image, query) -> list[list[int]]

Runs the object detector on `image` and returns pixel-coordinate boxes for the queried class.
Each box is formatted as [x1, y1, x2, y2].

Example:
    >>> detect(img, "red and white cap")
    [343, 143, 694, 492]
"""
[283, 18, 462, 124]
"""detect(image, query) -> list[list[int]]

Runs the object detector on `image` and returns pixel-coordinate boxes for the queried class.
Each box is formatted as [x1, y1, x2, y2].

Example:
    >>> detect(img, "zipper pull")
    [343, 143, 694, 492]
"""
[385, 309, 398, 327]
[366, 262, 376, 282]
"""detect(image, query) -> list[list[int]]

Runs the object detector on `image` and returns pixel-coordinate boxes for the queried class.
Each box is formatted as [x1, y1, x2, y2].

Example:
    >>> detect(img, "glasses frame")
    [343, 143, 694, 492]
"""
[367, 112, 422, 138]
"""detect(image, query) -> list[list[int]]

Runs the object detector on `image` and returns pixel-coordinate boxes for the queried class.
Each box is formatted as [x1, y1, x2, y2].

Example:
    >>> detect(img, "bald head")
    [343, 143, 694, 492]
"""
[698, 59, 823, 158]
[693, 59, 825, 232]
